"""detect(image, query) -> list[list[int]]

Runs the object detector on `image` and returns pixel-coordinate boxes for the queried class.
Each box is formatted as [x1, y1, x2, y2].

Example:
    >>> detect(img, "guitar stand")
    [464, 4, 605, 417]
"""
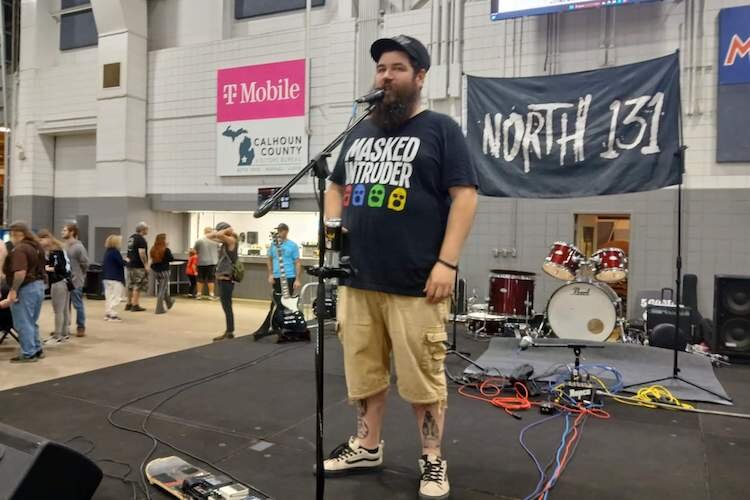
[251, 298, 310, 343]
[250, 301, 276, 341]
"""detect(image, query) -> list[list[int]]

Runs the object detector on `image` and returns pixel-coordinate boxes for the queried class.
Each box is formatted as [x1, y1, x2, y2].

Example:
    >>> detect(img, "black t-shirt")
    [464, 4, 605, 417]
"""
[127, 233, 148, 269]
[330, 110, 477, 296]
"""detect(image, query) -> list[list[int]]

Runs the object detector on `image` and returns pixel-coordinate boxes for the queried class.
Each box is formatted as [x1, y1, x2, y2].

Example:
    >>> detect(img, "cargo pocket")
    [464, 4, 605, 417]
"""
[422, 327, 448, 374]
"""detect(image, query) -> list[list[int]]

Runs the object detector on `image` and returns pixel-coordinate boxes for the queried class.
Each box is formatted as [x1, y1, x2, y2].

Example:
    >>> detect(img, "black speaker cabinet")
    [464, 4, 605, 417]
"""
[713, 275, 750, 357]
[0, 422, 102, 499]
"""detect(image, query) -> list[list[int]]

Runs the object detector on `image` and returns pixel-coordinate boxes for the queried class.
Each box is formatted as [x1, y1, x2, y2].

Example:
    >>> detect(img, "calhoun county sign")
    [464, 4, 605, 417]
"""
[216, 59, 308, 176]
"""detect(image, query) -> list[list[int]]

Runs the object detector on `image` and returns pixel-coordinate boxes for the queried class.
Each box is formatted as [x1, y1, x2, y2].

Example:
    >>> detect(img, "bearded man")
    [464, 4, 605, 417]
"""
[323, 35, 478, 499]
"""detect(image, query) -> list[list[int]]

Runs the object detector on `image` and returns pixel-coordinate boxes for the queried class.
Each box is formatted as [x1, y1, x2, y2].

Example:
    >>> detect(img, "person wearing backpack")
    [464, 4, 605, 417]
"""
[208, 222, 238, 341]
[37, 229, 72, 344]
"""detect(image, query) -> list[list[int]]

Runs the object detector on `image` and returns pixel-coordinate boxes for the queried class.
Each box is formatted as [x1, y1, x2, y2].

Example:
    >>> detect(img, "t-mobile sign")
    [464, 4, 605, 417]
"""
[216, 59, 308, 176]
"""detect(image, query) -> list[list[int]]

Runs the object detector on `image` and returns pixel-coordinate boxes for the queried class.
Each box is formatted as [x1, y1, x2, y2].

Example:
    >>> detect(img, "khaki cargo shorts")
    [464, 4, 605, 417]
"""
[337, 286, 449, 405]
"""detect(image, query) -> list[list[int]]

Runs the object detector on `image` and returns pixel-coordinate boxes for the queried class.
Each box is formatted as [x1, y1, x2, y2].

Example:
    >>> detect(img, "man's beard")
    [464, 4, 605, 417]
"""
[370, 81, 420, 132]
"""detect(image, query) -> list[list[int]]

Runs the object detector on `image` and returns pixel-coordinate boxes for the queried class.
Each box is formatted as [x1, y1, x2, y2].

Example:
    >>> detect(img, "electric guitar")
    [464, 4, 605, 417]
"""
[271, 231, 308, 335]
[274, 231, 300, 312]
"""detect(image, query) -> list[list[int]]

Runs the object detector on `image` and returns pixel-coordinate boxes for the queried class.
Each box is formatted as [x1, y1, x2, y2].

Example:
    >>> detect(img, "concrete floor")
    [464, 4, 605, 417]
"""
[0, 295, 272, 391]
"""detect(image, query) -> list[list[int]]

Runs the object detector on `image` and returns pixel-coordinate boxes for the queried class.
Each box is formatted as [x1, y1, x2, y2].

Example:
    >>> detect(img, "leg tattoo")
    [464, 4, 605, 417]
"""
[357, 400, 369, 440]
[421, 410, 440, 448]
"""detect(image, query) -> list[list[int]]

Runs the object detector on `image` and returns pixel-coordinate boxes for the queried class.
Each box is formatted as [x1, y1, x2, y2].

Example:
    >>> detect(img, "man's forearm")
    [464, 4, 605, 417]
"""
[325, 184, 344, 219]
[295, 260, 302, 278]
[438, 188, 478, 265]
[11, 270, 26, 293]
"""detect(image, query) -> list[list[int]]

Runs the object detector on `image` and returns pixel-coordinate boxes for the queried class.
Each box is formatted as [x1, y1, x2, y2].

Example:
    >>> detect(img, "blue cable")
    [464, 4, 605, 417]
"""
[539, 413, 571, 500]
[520, 413, 563, 500]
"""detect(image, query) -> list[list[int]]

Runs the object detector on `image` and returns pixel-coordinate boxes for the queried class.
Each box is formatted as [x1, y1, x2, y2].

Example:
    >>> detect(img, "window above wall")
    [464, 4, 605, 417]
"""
[60, 0, 98, 51]
[235, 0, 325, 20]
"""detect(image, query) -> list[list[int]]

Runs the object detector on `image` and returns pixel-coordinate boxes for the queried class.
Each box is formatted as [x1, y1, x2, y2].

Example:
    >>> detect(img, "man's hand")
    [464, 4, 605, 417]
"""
[293, 279, 301, 291]
[6, 289, 18, 305]
[267, 275, 275, 286]
[423, 262, 456, 304]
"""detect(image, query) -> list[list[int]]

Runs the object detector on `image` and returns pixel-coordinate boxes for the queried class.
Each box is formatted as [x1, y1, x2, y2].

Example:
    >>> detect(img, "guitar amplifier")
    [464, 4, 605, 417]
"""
[646, 304, 694, 349]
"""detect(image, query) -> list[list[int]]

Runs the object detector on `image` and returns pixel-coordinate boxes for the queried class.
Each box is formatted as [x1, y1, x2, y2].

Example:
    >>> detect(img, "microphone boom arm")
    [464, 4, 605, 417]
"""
[254, 102, 377, 218]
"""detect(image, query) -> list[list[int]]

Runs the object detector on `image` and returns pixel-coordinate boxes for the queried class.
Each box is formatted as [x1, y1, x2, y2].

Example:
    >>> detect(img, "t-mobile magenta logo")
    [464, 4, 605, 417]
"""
[222, 79, 301, 106]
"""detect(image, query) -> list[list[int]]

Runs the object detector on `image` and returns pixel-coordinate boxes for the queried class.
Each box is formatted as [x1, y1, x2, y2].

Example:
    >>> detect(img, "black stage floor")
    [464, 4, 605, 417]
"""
[1, 330, 749, 500]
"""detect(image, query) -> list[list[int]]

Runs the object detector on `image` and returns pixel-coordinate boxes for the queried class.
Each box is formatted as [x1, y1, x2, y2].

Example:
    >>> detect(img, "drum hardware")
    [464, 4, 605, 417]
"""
[542, 241, 628, 285]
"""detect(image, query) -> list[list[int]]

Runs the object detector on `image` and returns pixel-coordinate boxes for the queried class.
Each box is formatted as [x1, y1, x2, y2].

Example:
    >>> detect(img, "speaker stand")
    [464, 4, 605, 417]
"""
[623, 163, 732, 403]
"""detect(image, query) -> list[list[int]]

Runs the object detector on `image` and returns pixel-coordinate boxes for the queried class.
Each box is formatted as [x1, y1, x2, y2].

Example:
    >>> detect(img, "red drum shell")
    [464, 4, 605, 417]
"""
[543, 242, 584, 281]
[489, 270, 535, 318]
[592, 248, 628, 283]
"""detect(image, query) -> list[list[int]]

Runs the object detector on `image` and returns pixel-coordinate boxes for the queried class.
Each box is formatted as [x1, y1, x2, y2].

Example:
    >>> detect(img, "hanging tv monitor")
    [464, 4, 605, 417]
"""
[491, 0, 662, 22]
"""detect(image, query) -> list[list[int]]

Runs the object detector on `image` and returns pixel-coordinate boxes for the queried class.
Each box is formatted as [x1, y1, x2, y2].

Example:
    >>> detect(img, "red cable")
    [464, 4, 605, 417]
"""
[458, 379, 534, 416]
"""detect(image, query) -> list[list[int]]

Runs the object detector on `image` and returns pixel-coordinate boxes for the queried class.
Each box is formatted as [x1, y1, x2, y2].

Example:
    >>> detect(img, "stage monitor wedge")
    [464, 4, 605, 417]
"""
[490, 0, 663, 22]
[713, 275, 750, 358]
[0, 422, 102, 499]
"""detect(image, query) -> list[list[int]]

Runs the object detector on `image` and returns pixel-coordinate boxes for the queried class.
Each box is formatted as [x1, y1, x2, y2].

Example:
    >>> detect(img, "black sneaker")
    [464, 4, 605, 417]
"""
[125, 304, 132, 311]
[418, 454, 450, 499]
[131, 305, 146, 312]
[10, 355, 38, 363]
[323, 437, 383, 476]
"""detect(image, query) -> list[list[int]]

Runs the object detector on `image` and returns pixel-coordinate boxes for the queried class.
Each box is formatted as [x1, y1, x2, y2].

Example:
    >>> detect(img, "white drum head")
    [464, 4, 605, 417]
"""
[547, 282, 617, 341]
[542, 262, 575, 281]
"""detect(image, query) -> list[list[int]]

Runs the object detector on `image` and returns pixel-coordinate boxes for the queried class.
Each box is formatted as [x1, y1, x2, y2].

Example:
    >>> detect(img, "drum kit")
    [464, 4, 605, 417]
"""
[465, 241, 638, 343]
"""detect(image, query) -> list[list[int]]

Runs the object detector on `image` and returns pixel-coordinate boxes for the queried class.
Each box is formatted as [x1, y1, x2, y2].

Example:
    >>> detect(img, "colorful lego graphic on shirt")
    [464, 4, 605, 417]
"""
[340, 136, 418, 212]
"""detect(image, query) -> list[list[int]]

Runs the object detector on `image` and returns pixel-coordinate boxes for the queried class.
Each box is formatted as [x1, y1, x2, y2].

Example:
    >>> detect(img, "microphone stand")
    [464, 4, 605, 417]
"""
[254, 102, 376, 500]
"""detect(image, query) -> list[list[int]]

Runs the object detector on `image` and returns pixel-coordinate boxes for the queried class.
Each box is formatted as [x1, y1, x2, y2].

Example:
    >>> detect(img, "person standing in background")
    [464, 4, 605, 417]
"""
[150, 233, 175, 314]
[194, 227, 219, 300]
[208, 222, 238, 341]
[102, 235, 127, 322]
[1, 222, 47, 362]
[266, 223, 302, 297]
[126, 222, 149, 312]
[186, 248, 198, 298]
[37, 229, 71, 344]
[62, 223, 89, 337]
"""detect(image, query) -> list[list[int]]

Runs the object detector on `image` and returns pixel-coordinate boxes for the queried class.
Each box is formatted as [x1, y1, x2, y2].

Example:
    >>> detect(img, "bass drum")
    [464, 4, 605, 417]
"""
[546, 281, 622, 342]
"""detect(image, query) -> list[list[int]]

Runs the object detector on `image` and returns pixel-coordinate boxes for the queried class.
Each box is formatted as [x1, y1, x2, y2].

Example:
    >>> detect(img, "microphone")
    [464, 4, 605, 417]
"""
[519, 335, 535, 350]
[355, 88, 385, 104]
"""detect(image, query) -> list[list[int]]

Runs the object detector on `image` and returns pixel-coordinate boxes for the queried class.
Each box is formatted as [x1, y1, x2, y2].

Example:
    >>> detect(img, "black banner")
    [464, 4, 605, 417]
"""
[466, 53, 682, 198]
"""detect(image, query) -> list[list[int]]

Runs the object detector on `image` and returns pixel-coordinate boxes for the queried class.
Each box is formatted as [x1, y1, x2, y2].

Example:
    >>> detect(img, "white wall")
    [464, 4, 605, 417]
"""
[146, 12, 356, 197]
[53, 133, 97, 198]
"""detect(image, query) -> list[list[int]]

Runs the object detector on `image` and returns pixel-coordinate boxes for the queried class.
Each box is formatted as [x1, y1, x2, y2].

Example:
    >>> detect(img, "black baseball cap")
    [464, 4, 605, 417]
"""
[370, 35, 431, 72]
[276, 223, 289, 231]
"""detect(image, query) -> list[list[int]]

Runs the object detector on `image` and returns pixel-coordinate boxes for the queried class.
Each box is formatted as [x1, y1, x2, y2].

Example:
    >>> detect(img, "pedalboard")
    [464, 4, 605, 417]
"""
[559, 380, 598, 405]
[182, 475, 258, 500]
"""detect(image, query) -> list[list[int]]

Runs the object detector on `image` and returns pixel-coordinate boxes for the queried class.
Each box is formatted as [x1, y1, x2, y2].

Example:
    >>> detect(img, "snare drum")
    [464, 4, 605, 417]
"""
[466, 312, 504, 335]
[592, 248, 628, 283]
[489, 270, 535, 319]
[543, 242, 584, 281]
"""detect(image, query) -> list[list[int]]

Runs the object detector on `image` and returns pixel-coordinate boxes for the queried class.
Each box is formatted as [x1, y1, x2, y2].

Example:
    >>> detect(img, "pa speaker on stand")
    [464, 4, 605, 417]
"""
[713, 275, 750, 358]
[0, 422, 102, 499]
